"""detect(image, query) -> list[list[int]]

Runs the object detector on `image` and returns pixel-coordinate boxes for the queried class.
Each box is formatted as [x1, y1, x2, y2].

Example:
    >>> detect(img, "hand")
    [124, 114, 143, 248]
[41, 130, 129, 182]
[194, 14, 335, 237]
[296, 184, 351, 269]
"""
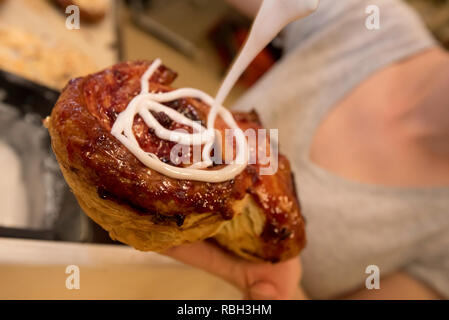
[163, 240, 304, 300]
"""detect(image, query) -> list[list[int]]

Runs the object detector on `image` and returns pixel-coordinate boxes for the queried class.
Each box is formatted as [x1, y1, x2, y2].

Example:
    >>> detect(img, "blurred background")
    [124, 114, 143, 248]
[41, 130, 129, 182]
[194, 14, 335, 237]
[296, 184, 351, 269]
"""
[0, 0, 447, 299]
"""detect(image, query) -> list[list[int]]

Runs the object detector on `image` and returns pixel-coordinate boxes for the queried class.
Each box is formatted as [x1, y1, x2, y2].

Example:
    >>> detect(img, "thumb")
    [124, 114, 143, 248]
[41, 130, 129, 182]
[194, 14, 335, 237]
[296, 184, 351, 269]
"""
[247, 281, 279, 300]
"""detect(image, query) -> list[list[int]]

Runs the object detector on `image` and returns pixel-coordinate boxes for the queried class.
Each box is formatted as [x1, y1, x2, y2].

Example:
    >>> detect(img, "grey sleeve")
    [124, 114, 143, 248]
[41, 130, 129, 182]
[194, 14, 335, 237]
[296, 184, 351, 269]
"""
[283, 0, 435, 54]
[405, 234, 449, 299]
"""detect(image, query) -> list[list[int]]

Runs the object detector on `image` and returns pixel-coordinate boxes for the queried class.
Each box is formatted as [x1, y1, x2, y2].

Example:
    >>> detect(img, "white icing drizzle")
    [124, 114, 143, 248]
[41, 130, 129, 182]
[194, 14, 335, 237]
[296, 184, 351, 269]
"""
[215, 0, 320, 105]
[111, 0, 319, 183]
[111, 59, 248, 183]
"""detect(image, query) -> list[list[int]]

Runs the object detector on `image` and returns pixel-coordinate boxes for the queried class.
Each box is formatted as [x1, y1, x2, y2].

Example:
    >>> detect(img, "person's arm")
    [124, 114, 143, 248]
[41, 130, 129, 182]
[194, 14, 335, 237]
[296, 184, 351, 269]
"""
[340, 272, 443, 300]
[225, 0, 262, 18]
[165, 241, 442, 300]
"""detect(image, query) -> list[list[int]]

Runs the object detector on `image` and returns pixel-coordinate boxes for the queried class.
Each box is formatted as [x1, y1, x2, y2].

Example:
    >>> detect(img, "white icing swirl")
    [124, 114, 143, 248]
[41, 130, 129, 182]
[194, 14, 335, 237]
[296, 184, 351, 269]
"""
[111, 59, 248, 183]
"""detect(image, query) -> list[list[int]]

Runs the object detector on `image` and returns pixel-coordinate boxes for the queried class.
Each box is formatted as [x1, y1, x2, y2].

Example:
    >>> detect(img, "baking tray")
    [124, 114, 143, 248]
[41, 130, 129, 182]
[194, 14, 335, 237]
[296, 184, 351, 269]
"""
[0, 69, 114, 244]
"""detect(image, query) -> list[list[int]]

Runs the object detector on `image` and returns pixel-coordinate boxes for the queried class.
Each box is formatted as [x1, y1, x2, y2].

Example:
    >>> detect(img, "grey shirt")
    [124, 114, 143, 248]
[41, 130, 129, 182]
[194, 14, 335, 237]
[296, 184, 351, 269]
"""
[233, 0, 449, 299]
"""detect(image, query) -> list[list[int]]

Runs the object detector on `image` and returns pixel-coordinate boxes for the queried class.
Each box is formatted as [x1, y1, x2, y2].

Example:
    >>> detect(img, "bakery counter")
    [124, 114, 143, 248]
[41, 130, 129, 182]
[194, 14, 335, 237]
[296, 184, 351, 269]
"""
[0, 237, 240, 299]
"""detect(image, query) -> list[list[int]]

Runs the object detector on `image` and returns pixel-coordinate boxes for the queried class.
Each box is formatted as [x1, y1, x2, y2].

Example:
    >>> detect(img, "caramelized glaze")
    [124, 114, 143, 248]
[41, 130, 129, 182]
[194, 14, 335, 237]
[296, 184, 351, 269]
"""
[50, 61, 305, 261]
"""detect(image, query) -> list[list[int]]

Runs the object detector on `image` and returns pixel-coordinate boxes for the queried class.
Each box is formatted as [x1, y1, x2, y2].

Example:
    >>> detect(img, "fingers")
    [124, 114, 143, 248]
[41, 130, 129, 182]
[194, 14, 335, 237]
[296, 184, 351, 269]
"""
[163, 242, 304, 300]
[241, 257, 302, 300]
[246, 281, 280, 300]
[162, 241, 247, 289]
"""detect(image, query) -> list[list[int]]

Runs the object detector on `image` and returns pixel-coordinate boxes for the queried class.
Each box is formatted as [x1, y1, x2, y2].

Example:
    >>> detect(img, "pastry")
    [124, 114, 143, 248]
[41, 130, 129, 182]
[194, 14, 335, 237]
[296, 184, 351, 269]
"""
[46, 60, 306, 262]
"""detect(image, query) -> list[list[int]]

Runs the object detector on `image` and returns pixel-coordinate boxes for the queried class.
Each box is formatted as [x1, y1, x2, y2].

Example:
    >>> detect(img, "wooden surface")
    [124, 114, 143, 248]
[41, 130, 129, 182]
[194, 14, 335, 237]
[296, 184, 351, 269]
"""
[0, 238, 241, 299]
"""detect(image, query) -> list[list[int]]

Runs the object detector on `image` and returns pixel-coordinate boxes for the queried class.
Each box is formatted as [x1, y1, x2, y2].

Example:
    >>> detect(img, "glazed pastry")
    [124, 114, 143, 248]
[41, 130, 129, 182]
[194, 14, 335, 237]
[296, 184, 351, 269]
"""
[46, 60, 306, 262]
